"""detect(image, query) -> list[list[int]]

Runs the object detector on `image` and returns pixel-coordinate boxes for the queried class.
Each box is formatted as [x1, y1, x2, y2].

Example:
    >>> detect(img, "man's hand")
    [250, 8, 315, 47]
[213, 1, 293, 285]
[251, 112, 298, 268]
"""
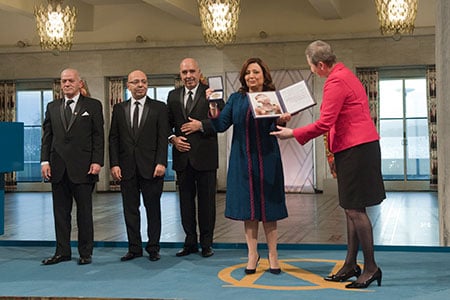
[270, 125, 294, 140]
[110, 166, 122, 181]
[41, 164, 51, 181]
[181, 117, 202, 135]
[153, 164, 166, 178]
[172, 136, 191, 152]
[205, 88, 214, 99]
[88, 163, 102, 175]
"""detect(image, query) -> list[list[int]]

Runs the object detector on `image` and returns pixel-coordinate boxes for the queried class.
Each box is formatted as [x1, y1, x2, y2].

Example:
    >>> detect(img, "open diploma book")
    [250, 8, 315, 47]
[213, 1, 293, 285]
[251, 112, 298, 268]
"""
[248, 80, 316, 118]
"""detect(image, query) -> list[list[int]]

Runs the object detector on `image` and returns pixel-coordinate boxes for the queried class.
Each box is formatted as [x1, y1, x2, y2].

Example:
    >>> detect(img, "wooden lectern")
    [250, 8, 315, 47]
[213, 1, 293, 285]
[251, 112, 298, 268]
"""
[0, 122, 24, 235]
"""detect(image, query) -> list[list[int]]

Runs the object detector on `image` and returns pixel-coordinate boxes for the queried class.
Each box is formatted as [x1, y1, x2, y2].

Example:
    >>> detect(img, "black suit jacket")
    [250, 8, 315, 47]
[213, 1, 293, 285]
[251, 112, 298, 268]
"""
[41, 96, 105, 184]
[167, 83, 224, 172]
[109, 97, 169, 180]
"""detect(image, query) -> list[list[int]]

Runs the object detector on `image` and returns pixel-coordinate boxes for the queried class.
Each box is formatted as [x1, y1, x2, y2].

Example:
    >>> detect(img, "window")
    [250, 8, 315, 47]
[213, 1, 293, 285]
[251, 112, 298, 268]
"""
[15, 76, 177, 184]
[378, 68, 430, 181]
[16, 86, 53, 182]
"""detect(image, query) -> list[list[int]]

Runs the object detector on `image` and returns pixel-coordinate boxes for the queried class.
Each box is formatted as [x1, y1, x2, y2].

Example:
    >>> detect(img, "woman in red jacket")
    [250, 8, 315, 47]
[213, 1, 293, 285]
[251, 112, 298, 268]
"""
[272, 40, 385, 289]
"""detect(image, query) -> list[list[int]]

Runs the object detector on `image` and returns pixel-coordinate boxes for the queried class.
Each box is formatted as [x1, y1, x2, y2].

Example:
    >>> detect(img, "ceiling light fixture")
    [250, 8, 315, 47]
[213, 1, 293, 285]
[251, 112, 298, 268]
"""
[374, 0, 417, 40]
[34, 0, 77, 51]
[197, 0, 241, 49]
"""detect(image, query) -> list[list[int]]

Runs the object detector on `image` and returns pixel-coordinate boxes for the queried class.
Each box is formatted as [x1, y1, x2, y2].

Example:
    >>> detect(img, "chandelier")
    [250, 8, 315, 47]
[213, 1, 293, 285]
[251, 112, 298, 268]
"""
[34, 0, 77, 51]
[374, 0, 417, 39]
[197, 0, 241, 49]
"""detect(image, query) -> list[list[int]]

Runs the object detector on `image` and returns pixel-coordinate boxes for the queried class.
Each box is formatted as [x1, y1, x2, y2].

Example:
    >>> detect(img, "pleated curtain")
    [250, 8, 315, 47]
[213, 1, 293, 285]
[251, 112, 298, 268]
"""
[0, 81, 17, 191]
[108, 78, 124, 191]
[426, 65, 437, 186]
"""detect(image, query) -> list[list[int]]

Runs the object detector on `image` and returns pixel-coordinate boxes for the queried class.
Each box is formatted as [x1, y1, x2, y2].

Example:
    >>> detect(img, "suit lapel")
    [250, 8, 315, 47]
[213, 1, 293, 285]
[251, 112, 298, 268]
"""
[184, 84, 205, 116]
[189, 88, 202, 114]
[139, 97, 151, 138]
[133, 97, 152, 140]
[180, 89, 188, 119]
[59, 99, 69, 130]
[59, 97, 78, 132]
[124, 100, 133, 137]
[67, 96, 83, 131]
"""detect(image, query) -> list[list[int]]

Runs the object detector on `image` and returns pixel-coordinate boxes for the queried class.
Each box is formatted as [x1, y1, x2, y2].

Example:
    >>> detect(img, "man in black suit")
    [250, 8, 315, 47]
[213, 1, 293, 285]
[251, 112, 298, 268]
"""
[109, 70, 169, 262]
[41, 68, 104, 265]
[167, 58, 224, 258]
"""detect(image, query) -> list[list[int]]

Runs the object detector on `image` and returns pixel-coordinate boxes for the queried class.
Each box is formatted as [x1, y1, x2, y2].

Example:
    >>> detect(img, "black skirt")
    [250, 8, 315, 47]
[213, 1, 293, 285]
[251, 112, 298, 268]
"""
[334, 140, 386, 209]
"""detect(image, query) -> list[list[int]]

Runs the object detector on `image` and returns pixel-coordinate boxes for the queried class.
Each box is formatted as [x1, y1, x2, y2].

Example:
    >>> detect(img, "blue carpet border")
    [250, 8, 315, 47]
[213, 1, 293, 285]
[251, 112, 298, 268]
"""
[0, 240, 449, 253]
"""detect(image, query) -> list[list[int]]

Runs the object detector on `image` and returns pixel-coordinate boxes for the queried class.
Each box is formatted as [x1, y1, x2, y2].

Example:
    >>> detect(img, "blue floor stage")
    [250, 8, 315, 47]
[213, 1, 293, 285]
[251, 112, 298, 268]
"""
[0, 243, 449, 300]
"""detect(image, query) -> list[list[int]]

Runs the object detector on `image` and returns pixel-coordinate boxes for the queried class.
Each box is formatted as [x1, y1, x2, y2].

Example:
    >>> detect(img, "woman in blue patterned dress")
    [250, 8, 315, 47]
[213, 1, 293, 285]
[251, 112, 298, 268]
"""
[208, 58, 291, 275]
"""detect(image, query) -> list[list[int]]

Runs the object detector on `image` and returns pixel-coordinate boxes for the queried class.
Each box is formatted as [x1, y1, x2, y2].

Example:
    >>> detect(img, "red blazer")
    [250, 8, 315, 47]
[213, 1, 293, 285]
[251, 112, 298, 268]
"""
[293, 62, 379, 153]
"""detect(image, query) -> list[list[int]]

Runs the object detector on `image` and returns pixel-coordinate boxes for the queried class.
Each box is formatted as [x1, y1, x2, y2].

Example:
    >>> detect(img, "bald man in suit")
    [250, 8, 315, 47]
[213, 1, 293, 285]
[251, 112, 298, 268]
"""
[41, 68, 104, 266]
[167, 58, 224, 258]
[109, 70, 169, 262]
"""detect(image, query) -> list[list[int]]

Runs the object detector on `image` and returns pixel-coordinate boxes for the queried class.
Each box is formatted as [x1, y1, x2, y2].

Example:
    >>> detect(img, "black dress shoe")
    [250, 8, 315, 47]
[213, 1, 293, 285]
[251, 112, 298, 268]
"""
[324, 265, 362, 282]
[176, 247, 198, 257]
[120, 252, 143, 261]
[149, 251, 160, 261]
[78, 256, 92, 265]
[267, 255, 281, 275]
[269, 267, 282, 275]
[201, 247, 214, 258]
[244, 255, 260, 274]
[41, 255, 71, 265]
[346, 268, 382, 289]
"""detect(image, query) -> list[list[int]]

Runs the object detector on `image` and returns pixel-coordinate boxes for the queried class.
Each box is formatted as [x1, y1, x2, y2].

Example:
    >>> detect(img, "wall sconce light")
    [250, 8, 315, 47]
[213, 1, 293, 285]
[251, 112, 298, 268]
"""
[374, 0, 417, 40]
[16, 40, 29, 48]
[197, 0, 241, 49]
[34, 0, 77, 51]
[135, 35, 147, 43]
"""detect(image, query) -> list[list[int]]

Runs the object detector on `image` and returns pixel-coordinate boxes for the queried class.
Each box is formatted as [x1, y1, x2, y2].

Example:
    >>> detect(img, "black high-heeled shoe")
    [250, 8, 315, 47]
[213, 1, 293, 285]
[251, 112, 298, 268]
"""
[324, 265, 361, 282]
[345, 268, 382, 289]
[244, 255, 260, 275]
[267, 256, 281, 275]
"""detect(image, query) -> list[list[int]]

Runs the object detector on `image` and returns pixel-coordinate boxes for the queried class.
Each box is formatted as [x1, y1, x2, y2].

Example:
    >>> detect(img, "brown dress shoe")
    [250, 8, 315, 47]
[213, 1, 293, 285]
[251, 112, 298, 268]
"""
[78, 256, 92, 265]
[176, 247, 199, 257]
[41, 255, 71, 265]
[149, 251, 160, 261]
[201, 247, 214, 258]
[120, 252, 143, 261]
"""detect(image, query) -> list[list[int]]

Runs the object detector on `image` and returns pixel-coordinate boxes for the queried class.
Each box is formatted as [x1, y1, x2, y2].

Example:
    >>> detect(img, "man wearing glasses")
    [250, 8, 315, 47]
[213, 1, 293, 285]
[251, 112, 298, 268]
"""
[109, 70, 169, 262]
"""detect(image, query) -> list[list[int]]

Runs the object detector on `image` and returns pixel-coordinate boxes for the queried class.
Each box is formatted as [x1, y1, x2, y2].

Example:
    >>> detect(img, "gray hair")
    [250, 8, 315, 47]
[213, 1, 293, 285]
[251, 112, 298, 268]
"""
[305, 40, 336, 67]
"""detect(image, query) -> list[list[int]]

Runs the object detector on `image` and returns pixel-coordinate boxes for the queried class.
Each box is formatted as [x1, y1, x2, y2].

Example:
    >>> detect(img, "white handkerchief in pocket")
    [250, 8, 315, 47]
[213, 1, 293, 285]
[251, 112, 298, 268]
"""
[81, 111, 90, 116]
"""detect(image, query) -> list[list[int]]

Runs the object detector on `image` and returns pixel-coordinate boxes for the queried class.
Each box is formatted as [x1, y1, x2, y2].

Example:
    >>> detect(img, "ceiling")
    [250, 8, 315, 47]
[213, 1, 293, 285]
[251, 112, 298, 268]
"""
[0, 0, 436, 50]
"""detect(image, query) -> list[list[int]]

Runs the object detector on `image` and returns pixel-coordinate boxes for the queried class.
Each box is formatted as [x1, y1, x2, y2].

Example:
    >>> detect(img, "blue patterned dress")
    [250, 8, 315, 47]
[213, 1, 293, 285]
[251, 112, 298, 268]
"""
[211, 92, 288, 222]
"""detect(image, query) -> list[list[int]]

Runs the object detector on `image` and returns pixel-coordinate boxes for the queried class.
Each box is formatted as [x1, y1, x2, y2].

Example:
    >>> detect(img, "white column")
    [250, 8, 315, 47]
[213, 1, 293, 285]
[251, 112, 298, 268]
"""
[436, 0, 450, 246]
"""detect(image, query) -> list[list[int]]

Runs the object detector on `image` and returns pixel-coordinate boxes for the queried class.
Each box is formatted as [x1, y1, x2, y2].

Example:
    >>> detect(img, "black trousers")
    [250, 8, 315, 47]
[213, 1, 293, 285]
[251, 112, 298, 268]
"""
[177, 163, 216, 249]
[120, 173, 164, 254]
[51, 172, 95, 258]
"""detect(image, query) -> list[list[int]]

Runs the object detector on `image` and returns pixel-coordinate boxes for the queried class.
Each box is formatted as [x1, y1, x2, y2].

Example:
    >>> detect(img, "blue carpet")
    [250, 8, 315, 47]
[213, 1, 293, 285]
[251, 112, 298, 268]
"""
[0, 244, 449, 300]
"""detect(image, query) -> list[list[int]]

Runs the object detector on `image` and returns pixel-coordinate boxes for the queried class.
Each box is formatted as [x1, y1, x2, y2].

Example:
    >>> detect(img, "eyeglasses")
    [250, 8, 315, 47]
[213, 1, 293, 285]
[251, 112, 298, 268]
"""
[128, 79, 148, 85]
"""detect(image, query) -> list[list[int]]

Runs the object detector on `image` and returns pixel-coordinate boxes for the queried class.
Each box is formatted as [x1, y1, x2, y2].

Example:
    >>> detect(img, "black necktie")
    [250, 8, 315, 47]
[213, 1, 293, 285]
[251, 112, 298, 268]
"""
[133, 101, 140, 136]
[186, 91, 193, 113]
[65, 99, 74, 125]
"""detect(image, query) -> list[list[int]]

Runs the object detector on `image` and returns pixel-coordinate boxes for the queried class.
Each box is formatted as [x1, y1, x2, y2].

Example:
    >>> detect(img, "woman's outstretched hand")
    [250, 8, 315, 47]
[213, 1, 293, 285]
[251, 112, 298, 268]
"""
[270, 125, 294, 140]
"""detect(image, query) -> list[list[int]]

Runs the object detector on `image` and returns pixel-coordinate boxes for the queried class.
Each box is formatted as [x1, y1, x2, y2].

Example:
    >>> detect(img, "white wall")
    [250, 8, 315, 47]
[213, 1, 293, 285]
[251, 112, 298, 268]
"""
[0, 34, 436, 192]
